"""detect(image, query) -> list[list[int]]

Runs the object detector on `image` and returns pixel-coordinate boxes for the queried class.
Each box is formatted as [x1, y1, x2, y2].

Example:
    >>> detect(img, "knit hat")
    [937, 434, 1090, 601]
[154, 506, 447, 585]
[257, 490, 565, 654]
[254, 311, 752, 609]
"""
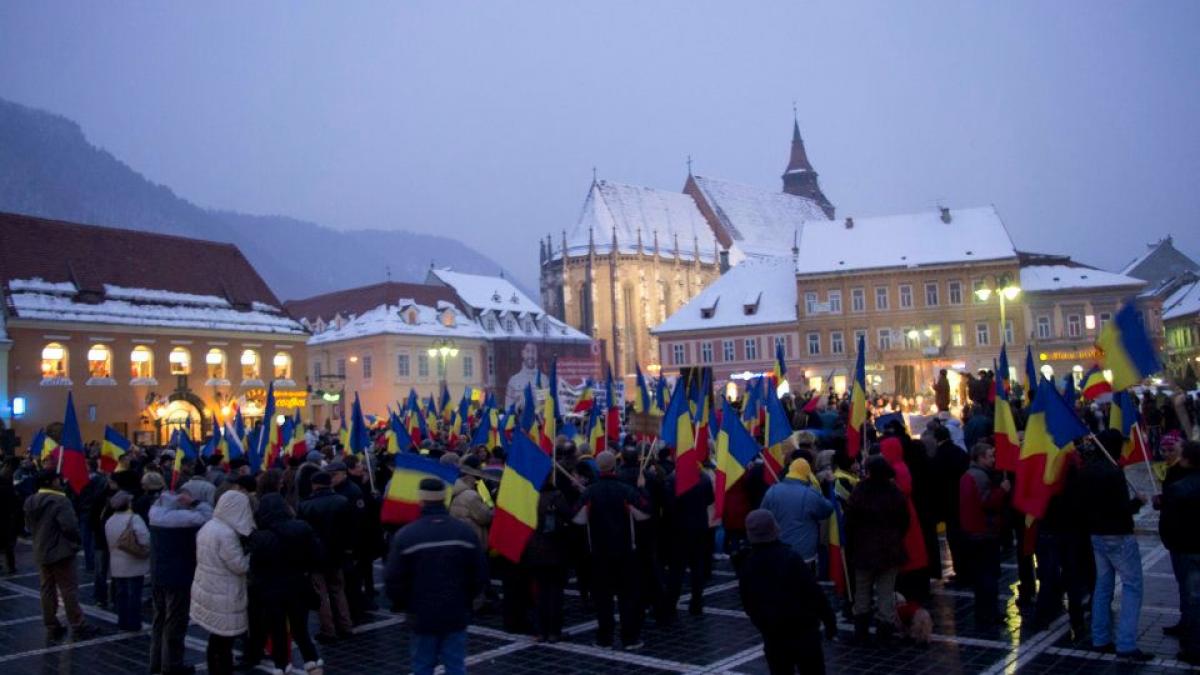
[417, 477, 446, 502]
[745, 509, 780, 544]
[310, 471, 332, 487]
[109, 491, 133, 511]
[141, 472, 166, 492]
[792, 430, 817, 449]
[595, 450, 617, 474]
[786, 458, 813, 481]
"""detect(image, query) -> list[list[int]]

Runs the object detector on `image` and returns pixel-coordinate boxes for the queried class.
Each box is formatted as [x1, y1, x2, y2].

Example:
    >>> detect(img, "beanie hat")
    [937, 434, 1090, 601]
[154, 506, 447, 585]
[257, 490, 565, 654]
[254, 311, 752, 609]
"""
[595, 451, 617, 474]
[141, 472, 166, 492]
[745, 509, 780, 544]
[109, 491, 133, 511]
[417, 477, 446, 502]
[310, 471, 332, 487]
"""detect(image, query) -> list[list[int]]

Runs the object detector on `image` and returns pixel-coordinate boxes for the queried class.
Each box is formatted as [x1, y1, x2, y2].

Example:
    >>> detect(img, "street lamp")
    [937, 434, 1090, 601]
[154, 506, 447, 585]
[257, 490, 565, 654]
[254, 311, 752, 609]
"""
[974, 273, 1021, 338]
[427, 338, 459, 386]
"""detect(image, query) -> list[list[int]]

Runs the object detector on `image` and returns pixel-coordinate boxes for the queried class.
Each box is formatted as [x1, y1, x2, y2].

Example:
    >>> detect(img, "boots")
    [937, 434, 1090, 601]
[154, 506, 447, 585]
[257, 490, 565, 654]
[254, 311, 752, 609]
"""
[853, 614, 872, 645]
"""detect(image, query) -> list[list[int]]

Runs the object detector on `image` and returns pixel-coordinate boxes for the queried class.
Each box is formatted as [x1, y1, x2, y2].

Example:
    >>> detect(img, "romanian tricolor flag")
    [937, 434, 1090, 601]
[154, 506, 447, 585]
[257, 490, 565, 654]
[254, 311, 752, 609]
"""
[201, 432, 220, 462]
[993, 344, 1020, 472]
[604, 369, 621, 444]
[1014, 378, 1088, 519]
[100, 426, 131, 474]
[715, 398, 759, 518]
[1081, 365, 1113, 401]
[56, 392, 89, 494]
[1110, 391, 1149, 467]
[825, 480, 849, 597]
[472, 408, 501, 450]
[253, 381, 279, 471]
[573, 379, 595, 413]
[220, 419, 245, 461]
[1096, 302, 1162, 390]
[634, 365, 652, 414]
[380, 453, 458, 526]
[1025, 344, 1039, 403]
[662, 378, 700, 495]
[541, 360, 559, 452]
[29, 429, 58, 461]
[762, 379, 790, 484]
[846, 334, 868, 459]
[171, 446, 186, 491]
[773, 340, 787, 383]
[488, 431, 553, 562]
[654, 376, 667, 417]
[386, 411, 412, 454]
[349, 393, 371, 455]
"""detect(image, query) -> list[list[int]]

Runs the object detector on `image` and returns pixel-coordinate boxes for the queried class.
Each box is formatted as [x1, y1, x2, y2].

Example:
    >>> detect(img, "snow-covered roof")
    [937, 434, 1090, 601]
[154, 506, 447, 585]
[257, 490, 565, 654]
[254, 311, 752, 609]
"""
[794, 206, 1017, 276]
[307, 301, 487, 346]
[1163, 279, 1200, 321]
[689, 175, 827, 257]
[427, 268, 545, 316]
[477, 310, 593, 343]
[652, 256, 797, 334]
[553, 181, 717, 262]
[1020, 265, 1146, 293]
[6, 278, 305, 335]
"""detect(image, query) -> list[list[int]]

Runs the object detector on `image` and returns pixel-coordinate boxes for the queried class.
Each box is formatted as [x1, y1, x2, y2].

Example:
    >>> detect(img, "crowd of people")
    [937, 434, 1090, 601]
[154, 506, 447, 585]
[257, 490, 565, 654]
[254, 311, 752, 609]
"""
[0, 380, 1198, 675]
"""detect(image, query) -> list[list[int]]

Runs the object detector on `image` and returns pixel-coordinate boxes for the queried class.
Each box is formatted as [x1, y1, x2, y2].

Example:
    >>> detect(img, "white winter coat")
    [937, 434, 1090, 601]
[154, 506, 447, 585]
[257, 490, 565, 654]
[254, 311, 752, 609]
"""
[189, 490, 255, 636]
[104, 511, 150, 579]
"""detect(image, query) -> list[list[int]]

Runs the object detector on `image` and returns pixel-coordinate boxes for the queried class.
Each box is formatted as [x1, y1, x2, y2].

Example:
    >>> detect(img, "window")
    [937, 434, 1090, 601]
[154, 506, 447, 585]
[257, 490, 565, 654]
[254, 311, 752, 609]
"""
[41, 343, 68, 379]
[853, 329, 867, 350]
[804, 291, 818, 314]
[462, 355, 474, 379]
[336, 358, 346, 378]
[950, 323, 965, 347]
[272, 352, 292, 380]
[899, 284, 913, 309]
[313, 360, 323, 381]
[397, 353, 410, 377]
[487, 352, 495, 378]
[722, 340, 735, 362]
[700, 342, 713, 363]
[875, 286, 889, 310]
[1004, 320, 1014, 345]
[362, 355, 373, 380]
[87, 344, 112, 379]
[807, 332, 821, 356]
[1066, 314, 1082, 338]
[130, 346, 154, 379]
[924, 282, 939, 307]
[774, 335, 787, 357]
[972, 279, 986, 304]
[1036, 316, 1052, 339]
[927, 325, 943, 347]
[169, 347, 191, 375]
[240, 349, 260, 380]
[417, 354, 429, 378]
[828, 290, 842, 314]
[1098, 312, 1112, 329]
[831, 331, 845, 355]
[976, 322, 991, 346]
[205, 348, 226, 380]
[851, 288, 865, 313]
[672, 344, 686, 365]
[903, 327, 920, 350]
[878, 329, 892, 351]
[948, 281, 963, 305]
[744, 338, 759, 360]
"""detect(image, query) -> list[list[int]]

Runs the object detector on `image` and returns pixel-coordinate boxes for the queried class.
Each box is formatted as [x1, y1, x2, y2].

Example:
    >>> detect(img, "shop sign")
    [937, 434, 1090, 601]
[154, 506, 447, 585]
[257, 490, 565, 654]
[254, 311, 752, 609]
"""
[1038, 348, 1099, 362]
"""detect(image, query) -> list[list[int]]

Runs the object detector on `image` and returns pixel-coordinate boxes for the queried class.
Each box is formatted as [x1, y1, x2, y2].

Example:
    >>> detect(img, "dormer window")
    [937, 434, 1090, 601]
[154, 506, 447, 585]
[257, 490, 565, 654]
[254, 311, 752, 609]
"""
[511, 293, 520, 304]
[440, 309, 456, 328]
[503, 316, 516, 333]
[520, 316, 533, 333]
[492, 291, 502, 303]
[483, 314, 497, 332]
[743, 291, 762, 316]
[700, 296, 720, 319]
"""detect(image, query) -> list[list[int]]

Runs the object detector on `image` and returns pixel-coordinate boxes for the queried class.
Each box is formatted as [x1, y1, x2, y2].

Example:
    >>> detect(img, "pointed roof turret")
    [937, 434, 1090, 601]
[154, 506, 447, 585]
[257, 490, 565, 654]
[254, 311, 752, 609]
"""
[780, 113, 835, 219]
[785, 118, 813, 174]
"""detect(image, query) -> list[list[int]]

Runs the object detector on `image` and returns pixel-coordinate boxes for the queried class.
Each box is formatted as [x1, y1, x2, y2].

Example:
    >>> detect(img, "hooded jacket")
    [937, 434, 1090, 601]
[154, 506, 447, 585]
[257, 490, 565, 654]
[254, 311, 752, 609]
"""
[759, 476, 832, 561]
[190, 490, 255, 636]
[25, 488, 80, 566]
[881, 438, 929, 572]
[448, 477, 493, 547]
[249, 493, 321, 603]
[845, 474, 910, 572]
[149, 491, 213, 588]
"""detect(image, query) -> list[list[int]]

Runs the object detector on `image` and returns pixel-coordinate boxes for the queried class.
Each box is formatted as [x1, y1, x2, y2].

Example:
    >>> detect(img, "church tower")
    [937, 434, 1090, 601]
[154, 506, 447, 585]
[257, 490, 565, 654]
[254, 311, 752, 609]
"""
[781, 119, 835, 219]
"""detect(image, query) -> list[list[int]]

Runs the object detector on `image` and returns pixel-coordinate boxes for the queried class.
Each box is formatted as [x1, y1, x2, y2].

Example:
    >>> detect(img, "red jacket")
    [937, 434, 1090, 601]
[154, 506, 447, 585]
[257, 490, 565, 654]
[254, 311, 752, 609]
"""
[958, 466, 1007, 537]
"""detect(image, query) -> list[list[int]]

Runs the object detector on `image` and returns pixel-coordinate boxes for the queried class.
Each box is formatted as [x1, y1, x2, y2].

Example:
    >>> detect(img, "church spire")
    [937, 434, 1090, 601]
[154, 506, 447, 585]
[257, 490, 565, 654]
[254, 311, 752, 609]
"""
[781, 112, 835, 219]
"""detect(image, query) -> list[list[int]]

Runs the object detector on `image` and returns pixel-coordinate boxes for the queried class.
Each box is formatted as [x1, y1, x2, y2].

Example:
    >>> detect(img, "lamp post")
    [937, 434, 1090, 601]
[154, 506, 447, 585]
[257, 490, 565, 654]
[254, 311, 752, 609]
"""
[427, 338, 459, 388]
[974, 273, 1022, 342]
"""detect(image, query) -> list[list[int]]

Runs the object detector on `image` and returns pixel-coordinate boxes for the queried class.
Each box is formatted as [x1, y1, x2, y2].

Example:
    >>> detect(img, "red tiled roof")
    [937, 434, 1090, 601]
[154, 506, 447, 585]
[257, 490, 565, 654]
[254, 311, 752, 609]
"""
[283, 282, 460, 324]
[0, 211, 282, 307]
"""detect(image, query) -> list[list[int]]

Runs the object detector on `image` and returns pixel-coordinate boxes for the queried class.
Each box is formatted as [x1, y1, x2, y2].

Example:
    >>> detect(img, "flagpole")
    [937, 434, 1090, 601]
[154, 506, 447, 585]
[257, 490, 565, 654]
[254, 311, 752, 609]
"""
[1134, 424, 1159, 494]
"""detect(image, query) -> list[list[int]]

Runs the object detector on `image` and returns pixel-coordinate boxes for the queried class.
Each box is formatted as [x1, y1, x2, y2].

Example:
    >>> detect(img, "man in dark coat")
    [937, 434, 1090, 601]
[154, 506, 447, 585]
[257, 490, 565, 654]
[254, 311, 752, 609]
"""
[928, 426, 968, 579]
[845, 457, 909, 644]
[1160, 441, 1200, 665]
[958, 443, 1009, 627]
[148, 484, 211, 675]
[26, 470, 94, 641]
[386, 478, 488, 675]
[297, 471, 355, 641]
[664, 470, 715, 617]
[735, 509, 836, 675]
[329, 460, 370, 624]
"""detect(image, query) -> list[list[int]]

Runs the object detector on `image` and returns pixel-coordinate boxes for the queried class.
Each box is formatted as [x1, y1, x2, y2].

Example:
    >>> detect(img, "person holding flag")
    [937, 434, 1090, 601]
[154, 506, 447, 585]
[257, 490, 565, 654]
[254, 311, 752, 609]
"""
[26, 468, 95, 641]
[847, 335, 869, 459]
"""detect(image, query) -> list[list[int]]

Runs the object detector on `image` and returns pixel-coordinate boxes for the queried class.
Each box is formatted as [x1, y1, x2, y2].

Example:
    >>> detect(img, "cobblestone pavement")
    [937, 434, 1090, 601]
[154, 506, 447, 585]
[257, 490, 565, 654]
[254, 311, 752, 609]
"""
[0, 501, 1195, 673]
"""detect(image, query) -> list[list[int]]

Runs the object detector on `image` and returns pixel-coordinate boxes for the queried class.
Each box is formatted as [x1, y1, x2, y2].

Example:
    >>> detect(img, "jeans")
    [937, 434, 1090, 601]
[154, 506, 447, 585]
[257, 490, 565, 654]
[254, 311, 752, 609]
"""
[1091, 534, 1143, 652]
[113, 575, 144, 630]
[150, 585, 191, 674]
[410, 630, 466, 675]
[1179, 553, 1200, 656]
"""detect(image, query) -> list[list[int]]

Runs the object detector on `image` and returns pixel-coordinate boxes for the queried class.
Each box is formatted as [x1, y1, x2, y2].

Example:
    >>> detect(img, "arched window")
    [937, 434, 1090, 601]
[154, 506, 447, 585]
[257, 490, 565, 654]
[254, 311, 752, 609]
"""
[130, 346, 154, 379]
[206, 348, 227, 380]
[87, 344, 112, 379]
[241, 349, 261, 381]
[272, 352, 292, 380]
[169, 347, 191, 375]
[41, 342, 68, 379]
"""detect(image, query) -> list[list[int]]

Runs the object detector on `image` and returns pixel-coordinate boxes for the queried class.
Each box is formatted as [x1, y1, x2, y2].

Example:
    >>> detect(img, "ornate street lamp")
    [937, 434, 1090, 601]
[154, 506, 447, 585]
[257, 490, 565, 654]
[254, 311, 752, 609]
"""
[427, 339, 459, 387]
[974, 273, 1022, 335]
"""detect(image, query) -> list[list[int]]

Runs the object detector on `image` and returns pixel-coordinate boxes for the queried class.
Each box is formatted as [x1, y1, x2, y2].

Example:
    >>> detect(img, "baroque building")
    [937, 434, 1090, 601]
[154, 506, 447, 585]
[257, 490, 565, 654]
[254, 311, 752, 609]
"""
[539, 122, 834, 379]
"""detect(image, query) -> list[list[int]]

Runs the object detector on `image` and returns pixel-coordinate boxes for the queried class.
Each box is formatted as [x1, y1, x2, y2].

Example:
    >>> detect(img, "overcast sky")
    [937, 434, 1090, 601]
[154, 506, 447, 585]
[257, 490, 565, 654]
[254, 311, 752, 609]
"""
[2, 1, 1198, 289]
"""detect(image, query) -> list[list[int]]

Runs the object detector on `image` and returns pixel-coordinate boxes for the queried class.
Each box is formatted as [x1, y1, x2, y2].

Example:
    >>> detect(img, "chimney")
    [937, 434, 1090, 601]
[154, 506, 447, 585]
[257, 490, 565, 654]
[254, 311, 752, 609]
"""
[844, 217, 854, 230]
[940, 207, 952, 224]
[719, 249, 730, 274]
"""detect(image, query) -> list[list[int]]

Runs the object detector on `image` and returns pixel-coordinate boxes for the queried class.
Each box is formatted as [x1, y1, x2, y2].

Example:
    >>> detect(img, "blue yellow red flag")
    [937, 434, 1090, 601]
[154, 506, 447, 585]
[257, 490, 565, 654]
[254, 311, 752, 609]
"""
[1080, 365, 1113, 401]
[1096, 301, 1161, 390]
[846, 334, 868, 459]
[715, 398, 759, 517]
[380, 453, 458, 526]
[488, 431, 553, 561]
[994, 343, 1020, 472]
[100, 426, 131, 474]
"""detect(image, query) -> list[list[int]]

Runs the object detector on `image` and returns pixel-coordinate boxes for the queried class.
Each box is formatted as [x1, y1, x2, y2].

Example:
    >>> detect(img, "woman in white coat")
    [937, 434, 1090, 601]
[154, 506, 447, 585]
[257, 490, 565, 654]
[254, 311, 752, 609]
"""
[104, 491, 150, 631]
[191, 489, 255, 675]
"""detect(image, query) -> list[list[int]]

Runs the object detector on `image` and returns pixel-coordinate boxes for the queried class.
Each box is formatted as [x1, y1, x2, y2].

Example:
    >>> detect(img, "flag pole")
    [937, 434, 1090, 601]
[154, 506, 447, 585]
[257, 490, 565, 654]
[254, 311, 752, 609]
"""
[1134, 424, 1159, 494]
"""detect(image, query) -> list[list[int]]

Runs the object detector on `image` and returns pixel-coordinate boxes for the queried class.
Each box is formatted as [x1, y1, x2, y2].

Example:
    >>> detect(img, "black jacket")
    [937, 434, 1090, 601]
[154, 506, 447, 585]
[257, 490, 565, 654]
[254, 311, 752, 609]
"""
[384, 503, 488, 634]
[522, 488, 573, 568]
[577, 474, 649, 557]
[928, 441, 968, 524]
[250, 494, 322, 603]
[735, 540, 836, 634]
[149, 521, 203, 589]
[1160, 467, 1200, 554]
[333, 478, 373, 556]
[297, 488, 354, 569]
[845, 477, 910, 572]
[663, 472, 715, 540]
[1076, 454, 1141, 536]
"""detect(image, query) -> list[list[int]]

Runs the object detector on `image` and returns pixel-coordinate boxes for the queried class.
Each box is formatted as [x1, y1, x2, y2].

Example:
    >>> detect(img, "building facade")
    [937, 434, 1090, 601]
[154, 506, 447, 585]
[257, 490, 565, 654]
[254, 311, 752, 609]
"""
[0, 213, 308, 448]
[1119, 236, 1200, 381]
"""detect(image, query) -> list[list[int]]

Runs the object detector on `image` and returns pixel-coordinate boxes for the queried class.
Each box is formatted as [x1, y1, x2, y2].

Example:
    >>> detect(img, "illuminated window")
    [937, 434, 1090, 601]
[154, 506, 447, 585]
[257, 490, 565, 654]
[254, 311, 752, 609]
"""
[41, 342, 68, 378]
[240, 349, 260, 380]
[273, 352, 292, 380]
[87, 344, 113, 379]
[169, 347, 191, 375]
[130, 346, 154, 379]
[206, 348, 226, 380]
[951, 323, 965, 347]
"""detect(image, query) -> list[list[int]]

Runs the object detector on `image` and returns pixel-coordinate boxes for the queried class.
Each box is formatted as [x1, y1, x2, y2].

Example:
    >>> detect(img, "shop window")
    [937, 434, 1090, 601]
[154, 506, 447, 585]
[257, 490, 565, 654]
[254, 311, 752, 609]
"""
[206, 348, 227, 380]
[169, 347, 191, 375]
[41, 342, 68, 379]
[273, 352, 292, 380]
[87, 344, 113, 379]
[130, 346, 154, 379]
[241, 349, 261, 380]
